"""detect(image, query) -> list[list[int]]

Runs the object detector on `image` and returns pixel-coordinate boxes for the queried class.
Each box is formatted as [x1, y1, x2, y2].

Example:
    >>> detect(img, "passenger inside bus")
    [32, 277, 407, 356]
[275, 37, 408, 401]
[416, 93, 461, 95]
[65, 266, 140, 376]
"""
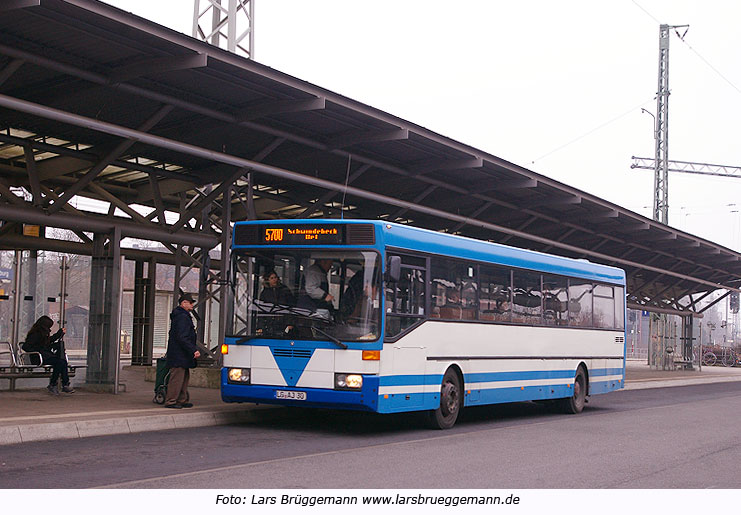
[259, 270, 295, 306]
[298, 258, 335, 312]
[340, 270, 378, 324]
[256, 270, 295, 335]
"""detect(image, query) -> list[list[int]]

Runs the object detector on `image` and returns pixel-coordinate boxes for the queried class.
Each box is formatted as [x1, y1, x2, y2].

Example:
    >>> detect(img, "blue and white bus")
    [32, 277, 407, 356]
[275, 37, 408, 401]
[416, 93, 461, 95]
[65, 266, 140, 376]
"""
[221, 220, 626, 428]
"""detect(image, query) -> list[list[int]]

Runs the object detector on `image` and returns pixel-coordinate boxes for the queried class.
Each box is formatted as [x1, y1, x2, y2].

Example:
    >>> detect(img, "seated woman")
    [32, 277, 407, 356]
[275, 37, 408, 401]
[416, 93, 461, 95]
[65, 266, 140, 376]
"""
[259, 270, 295, 306]
[23, 315, 74, 395]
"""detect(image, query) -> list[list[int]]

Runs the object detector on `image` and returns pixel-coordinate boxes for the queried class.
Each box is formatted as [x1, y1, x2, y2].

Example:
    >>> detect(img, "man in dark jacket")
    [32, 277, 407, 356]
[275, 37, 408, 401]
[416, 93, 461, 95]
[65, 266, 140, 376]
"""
[164, 293, 200, 408]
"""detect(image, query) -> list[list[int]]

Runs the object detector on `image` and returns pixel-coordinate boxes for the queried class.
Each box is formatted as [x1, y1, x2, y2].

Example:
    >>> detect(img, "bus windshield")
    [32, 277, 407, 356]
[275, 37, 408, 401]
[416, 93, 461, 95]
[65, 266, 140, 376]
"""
[233, 250, 381, 343]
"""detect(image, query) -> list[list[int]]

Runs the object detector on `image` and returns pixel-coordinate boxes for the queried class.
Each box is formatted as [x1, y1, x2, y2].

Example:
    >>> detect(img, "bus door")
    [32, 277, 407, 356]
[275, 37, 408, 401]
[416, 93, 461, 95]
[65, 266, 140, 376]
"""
[385, 254, 428, 408]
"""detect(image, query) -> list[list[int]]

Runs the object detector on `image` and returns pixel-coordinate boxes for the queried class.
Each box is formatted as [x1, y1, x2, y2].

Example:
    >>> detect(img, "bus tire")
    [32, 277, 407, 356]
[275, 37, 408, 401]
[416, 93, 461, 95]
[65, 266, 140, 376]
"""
[558, 366, 587, 414]
[427, 368, 462, 429]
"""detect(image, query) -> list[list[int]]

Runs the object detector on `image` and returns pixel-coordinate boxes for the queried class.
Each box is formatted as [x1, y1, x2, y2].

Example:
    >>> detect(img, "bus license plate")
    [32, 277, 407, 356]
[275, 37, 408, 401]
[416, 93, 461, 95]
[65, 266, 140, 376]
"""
[275, 390, 306, 401]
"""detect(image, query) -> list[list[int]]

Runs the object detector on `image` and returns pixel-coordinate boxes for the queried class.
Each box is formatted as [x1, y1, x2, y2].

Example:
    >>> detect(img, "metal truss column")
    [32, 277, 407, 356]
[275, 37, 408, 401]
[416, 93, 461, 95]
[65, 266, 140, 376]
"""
[23, 250, 37, 332]
[10, 250, 22, 358]
[193, 0, 255, 58]
[59, 255, 68, 329]
[131, 259, 156, 366]
[86, 229, 123, 391]
[196, 186, 212, 357]
[217, 184, 233, 367]
[681, 315, 695, 368]
[653, 24, 671, 224]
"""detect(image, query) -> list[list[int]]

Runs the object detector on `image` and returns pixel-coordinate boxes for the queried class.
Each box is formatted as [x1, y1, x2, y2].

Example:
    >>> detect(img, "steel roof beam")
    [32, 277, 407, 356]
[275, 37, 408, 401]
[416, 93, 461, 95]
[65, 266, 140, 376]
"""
[517, 195, 582, 210]
[409, 157, 484, 177]
[0, 133, 197, 183]
[477, 178, 538, 194]
[626, 302, 702, 318]
[22, 144, 42, 206]
[0, 176, 25, 206]
[499, 217, 538, 244]
[449, 201, 495, 233]
[326, 128, 409, 150]
[171, 167, 246, 232]
[0, 58, 24, 87]
[0, 0, 39, 11]
[46, 104, 174, 215]
[297, 163, 372, 218]
[388, 185, 438, 221]
[107, 53, 208, 84]
[0, 202, 217, 247]
[235, 97, 326, 122]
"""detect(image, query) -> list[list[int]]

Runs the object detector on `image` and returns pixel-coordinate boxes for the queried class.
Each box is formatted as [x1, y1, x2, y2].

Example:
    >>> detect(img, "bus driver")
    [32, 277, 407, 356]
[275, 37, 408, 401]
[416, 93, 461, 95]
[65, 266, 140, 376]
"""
[301, 258, 335, 311]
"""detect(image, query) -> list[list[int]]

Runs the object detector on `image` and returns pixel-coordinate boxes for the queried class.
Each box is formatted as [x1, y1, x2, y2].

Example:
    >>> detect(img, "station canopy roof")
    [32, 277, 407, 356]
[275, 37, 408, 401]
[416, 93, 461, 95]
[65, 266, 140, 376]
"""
[1, 0, 740, 315]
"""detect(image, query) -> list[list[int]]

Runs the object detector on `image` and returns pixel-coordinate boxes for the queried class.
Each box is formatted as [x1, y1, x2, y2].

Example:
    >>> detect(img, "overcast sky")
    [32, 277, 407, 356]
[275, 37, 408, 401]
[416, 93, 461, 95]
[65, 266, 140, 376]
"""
[104, 0, 741, 250]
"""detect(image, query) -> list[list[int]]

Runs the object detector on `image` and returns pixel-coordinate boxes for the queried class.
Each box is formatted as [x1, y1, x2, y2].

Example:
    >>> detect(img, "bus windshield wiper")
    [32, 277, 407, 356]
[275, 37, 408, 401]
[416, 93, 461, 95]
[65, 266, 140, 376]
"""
[311, 326, 347, 349]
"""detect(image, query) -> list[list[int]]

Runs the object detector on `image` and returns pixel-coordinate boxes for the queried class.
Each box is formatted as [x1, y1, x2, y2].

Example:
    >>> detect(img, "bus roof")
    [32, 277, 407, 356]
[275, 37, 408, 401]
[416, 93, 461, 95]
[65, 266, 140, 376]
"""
[380, 221, 625, 285]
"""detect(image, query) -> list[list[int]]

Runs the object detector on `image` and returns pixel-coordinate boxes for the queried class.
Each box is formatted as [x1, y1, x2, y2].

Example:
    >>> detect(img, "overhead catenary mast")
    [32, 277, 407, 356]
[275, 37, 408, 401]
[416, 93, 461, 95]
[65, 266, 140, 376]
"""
[192, 0, 255, 59]
[651, 24, 689, 225]
[631, 157, 741, 180]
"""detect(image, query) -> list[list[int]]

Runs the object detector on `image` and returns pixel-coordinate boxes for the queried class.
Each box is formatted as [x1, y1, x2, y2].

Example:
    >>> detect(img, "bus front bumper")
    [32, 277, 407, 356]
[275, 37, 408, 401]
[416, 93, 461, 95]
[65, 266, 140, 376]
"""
[221, 368, 380, 412]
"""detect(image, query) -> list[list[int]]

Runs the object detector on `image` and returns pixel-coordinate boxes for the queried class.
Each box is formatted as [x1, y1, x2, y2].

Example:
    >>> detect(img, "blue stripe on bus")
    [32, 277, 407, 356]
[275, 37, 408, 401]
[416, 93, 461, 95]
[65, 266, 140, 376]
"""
[466, 369, 576, 383]
[379, 374, 444, 386]
[588, 367, 624, 377]
[378, 368, 625, 388]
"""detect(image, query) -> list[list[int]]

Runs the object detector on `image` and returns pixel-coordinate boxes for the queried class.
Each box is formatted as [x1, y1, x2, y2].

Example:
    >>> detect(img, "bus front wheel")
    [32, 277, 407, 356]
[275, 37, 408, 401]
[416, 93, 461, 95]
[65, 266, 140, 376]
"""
[558, 366, 587, 414]
[427, 368, 462, 429]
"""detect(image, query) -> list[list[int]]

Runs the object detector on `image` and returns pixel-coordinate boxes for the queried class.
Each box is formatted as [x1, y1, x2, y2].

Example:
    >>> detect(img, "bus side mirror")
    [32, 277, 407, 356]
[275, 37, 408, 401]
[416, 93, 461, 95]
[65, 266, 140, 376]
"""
[386, 256, 401, 283]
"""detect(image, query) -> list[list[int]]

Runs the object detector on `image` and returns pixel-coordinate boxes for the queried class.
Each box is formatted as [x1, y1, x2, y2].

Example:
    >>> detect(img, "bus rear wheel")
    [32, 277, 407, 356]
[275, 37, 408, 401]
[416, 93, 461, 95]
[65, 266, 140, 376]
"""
[558, 366, 587, 414]
[427, 368, 462, 429]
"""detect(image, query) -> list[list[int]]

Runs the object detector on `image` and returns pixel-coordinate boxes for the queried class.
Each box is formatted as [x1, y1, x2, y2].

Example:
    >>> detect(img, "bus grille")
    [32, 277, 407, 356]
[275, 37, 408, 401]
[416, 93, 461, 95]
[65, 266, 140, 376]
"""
[346, 224, 375, 245]
[272, 348, 313, 358]
[615, 336, 625, 343]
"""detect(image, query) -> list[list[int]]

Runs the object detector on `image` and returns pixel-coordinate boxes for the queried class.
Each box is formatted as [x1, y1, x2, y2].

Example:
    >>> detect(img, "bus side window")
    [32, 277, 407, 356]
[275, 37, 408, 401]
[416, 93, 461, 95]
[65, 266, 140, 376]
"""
[593, 284, 615, 328]
[431, 258, 476, 321]
[543, 274, 568, 326]
[512, 270, 542, 325]
[479, 266, 511, 322]
[614, 286, 625, 330]
[568, 279, 593, 327]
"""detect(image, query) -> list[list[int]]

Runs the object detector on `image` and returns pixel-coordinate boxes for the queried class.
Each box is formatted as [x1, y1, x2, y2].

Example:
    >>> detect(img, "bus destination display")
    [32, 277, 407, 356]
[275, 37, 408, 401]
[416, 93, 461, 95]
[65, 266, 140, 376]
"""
[261, 225, 344, 245]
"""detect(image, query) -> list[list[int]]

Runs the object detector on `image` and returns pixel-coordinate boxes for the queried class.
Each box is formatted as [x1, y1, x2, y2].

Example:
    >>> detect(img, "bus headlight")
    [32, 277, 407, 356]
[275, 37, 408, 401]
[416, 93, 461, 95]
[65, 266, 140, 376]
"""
[228, 368, 250, 384]
[335, 373, 363, 390]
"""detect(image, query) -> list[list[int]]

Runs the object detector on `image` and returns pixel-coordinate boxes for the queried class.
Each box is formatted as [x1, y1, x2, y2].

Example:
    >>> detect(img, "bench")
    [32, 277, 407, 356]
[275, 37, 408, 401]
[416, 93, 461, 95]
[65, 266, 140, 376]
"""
[0, 341, 85, 391]
[673, 359, 694, 370]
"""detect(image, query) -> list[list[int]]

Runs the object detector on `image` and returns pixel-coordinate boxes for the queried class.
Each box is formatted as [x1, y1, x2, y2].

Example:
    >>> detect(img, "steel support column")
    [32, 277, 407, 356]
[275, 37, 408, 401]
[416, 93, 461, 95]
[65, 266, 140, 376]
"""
[217, 183, 232, 367]
[131, 259, 156, 366]
[86, 228, 122, 391]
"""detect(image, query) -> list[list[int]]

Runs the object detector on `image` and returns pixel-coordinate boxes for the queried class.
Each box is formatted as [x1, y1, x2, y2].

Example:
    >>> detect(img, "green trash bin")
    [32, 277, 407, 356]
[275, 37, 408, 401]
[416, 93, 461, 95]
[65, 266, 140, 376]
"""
[153, 357, 169, 404]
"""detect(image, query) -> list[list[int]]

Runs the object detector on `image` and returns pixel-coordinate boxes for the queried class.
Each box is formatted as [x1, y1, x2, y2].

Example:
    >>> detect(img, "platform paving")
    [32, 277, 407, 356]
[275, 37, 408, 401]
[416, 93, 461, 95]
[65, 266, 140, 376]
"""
[2, 360, 741, 446]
